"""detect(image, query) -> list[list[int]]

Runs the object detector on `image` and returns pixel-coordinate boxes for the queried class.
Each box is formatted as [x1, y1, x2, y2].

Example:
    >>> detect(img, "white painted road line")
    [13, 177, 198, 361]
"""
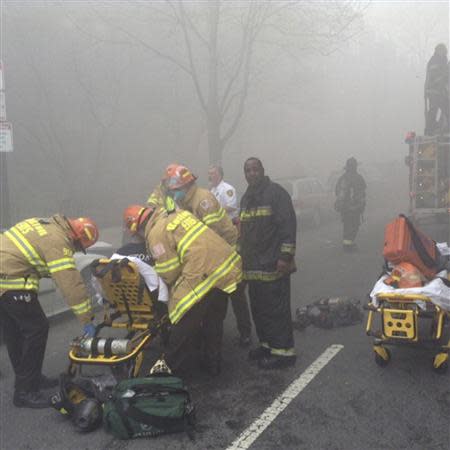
[226, 344, 344, 450]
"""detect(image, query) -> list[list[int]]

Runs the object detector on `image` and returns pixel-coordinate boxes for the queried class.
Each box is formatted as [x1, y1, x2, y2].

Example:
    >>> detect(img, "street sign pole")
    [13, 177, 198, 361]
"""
[0, 60, 12, 229]
[0, 151, 10, 229]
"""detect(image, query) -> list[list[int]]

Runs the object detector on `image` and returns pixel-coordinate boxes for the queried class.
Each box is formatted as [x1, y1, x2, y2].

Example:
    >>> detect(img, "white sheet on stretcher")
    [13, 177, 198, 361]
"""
[370, 270, 450, 312]
[437, 242, 450, 256]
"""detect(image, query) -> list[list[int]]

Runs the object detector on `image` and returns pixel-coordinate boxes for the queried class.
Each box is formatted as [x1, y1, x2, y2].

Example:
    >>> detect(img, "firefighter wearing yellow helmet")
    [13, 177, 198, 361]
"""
[0, 214, 99, 409]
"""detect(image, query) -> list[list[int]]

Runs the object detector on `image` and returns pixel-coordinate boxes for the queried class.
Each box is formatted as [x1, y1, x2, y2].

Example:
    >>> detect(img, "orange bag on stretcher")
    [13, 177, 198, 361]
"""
[383, 215, 439, 279]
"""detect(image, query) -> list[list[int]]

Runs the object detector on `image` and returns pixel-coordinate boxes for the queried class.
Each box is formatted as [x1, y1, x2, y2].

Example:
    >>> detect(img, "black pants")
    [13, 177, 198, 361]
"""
[164, 289, 228, 372]
[248, 277, 295, 355]
[0, 290, 49, 392]
[202, 289, 228, 363]
[230, 282, 252, 338]
[341, 210, 361, 243]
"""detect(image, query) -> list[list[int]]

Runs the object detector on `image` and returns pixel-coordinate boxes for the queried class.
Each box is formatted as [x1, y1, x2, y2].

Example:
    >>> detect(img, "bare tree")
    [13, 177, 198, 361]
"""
[86, 0, 365, 164]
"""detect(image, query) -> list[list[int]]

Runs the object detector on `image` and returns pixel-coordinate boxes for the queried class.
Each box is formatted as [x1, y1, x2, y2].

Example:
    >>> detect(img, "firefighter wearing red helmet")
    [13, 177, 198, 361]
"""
[0, 214, 99, 409]
[148, 164, 238, 246]
[123, 204, 242, 376]
[164, 165, 237, 242]
[163, 164, 240, 369]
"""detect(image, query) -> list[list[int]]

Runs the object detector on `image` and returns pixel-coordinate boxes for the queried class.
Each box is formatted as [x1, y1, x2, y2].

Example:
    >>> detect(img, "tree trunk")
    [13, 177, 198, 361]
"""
[206, 1, 222, 165]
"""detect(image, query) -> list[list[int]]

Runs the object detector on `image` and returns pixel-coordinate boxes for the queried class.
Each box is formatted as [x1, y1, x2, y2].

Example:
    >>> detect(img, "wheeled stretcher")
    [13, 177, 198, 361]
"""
[366, 292, 450, 373]
[68, 258, 168, 379]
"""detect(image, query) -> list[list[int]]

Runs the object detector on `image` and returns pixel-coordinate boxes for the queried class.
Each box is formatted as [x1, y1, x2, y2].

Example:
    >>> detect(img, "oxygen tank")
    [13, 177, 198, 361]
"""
[72, 337, 132, 356]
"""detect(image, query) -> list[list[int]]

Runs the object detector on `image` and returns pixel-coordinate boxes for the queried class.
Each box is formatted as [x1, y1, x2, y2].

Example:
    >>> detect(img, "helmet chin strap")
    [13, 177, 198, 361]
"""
[73, 237, 85, 254]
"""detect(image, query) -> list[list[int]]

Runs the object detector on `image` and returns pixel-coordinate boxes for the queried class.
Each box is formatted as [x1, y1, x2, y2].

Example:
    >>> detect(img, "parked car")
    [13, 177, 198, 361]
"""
[274, 176, 332, 227]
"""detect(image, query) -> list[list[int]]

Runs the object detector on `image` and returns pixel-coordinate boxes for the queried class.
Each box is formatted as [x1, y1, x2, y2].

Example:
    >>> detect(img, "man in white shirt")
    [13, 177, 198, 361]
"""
[209, 166, 239, 222]
[208, 165, 252, 346]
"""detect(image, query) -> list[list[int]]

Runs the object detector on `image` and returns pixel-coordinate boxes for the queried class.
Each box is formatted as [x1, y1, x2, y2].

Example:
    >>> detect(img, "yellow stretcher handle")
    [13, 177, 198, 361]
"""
[376, 293, 433, 302]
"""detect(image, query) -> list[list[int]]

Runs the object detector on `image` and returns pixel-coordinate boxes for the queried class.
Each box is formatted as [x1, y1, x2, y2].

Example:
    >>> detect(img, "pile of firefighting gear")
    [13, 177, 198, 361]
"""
[50, 358, 195, 437]
[294, 297, 363, 330]
[50, 372, 117, 432]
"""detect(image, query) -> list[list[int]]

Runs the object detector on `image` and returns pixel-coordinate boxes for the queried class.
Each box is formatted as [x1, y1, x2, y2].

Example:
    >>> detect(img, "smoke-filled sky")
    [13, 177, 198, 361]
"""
[1, 0, 448, 224]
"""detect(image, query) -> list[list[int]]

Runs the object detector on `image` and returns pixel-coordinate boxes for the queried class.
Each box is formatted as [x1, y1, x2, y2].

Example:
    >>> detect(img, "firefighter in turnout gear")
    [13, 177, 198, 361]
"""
[424, 43, 449, 135]
[146, 164, 181, 212]
[123, 205, 242, 376]
[335, 157, 366, 251]
[146, 182, 167, 209]
[0, 215, 99, 408]
[240, 158, 297, 370]
[163, 164, 238, 246]
[209, 165, 252, 347]
[162, 163, 239, 367]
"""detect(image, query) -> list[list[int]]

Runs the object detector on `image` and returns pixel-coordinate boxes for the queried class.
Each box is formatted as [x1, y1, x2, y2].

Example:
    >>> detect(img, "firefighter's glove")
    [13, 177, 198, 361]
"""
[83, 322, 96, 338]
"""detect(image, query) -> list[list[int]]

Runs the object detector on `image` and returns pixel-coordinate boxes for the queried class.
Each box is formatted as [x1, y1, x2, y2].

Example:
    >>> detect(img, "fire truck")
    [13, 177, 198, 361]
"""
[405, 131, 450, 243]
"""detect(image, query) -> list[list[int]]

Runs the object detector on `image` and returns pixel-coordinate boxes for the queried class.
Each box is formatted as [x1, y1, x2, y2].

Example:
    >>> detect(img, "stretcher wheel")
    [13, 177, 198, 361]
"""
[374, 346, 391, 367]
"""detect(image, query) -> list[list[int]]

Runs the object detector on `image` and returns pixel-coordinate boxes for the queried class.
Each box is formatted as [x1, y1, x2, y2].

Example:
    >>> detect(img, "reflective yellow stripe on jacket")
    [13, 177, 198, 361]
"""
[4, 228, 48, 276]
[147, 192, 159, 204]
[0, 275, 40, 291]
[170, 251, 241, 324]
[202, 207, 226, 226]
[243, 270, 281, 282]
[47, 257, 76, 274]
[222, 275, 242, 295]
[71, 298, 92, 316]
[280, 243, 296, 255]
[240, 206, 273, 222]
[270, 347, 296, 356]
[177, 221, 208, 262]
[155, 256, 181, 274]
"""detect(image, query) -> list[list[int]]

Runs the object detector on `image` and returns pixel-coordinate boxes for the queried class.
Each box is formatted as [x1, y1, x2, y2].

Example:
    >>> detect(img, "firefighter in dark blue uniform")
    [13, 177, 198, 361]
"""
[239, 157, 297, 370]
[424, 43, 449, 135]
[335, 157, 366, 251]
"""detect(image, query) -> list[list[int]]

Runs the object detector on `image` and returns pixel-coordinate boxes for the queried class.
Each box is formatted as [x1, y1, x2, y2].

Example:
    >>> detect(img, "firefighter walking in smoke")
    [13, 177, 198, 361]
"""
[425, 43, 449, 135]
[240, 157, 297, 370]
[123, 205, 242, 376]
[335, 157, 366, 251]
[208, 164, 252, 347]
[0, 215, 99, 408]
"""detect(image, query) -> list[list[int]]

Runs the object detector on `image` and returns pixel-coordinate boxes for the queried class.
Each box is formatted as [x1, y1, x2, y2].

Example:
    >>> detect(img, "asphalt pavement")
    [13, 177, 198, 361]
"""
[1, 200, 449, 450]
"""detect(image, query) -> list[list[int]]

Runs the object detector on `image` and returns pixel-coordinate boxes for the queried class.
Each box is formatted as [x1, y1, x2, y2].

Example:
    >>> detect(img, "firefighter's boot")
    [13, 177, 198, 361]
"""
[13, 390, 50, 409]
[258, 354, 296, 370]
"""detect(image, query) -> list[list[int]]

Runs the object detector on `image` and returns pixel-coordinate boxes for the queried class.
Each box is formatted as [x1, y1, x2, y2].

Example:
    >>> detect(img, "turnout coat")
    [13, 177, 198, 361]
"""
[145, 209, 242, 324]
[0, 214, 93, 324]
